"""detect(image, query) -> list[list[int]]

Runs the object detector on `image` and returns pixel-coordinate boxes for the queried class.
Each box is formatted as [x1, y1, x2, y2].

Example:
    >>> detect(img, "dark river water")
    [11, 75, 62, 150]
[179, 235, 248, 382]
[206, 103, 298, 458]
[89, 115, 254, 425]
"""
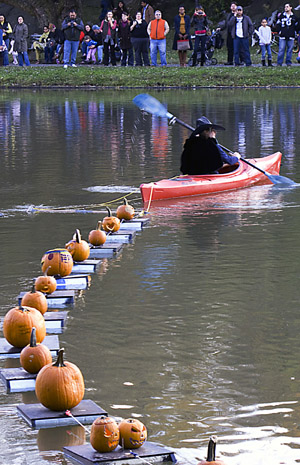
[1, 89, 300, 465]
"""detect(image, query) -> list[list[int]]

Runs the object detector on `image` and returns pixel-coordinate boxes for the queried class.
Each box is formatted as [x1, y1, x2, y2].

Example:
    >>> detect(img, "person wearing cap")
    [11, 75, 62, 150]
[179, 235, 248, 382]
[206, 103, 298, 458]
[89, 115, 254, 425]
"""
[228, 5, 253, 66]
[147, 10, 169, 66]
[180, 117, 240, 175]
[92, 25, 104, 64]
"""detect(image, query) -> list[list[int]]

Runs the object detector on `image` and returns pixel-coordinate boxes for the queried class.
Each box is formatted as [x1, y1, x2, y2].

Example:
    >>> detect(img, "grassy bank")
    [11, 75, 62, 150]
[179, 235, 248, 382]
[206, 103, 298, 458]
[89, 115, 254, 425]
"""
[1, 64, 300, 88]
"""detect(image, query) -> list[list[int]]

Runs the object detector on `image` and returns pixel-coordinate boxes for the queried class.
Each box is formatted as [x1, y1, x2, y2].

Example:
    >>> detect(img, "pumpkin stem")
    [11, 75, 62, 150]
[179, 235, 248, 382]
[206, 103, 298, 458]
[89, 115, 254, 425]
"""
[30, 327, 37, 347]
[123, 198, 128, 205]
[206, 436, 217, 462]
[19, 305, 29, 313]
[106, 206, 112, 217]
[44, 266, 51, 277]
[53, 348, 66, 367]
[97, 221, 102, 230]
[75, 229, 81, 243]
[31, 283, 36, 294]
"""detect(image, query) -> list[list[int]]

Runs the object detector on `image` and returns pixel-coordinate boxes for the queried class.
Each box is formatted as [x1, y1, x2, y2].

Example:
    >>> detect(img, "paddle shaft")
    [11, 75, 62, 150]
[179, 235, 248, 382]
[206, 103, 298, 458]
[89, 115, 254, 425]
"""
[171, 116, 270, 177]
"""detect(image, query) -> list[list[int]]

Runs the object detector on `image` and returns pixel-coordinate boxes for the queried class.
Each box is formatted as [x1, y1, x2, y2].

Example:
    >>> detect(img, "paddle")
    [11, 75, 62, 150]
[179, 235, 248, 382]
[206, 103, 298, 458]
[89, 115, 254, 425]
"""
[133, 93, 296, 186]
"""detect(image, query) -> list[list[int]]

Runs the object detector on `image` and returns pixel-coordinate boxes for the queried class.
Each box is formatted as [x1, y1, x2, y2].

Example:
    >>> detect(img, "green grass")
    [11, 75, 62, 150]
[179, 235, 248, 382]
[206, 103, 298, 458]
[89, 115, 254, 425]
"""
[2, 46, 300, 88]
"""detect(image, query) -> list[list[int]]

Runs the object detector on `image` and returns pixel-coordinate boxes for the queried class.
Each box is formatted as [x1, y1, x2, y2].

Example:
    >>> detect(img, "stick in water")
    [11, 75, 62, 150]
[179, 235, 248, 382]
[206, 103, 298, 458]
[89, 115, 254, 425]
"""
[65, 410, 90, 433]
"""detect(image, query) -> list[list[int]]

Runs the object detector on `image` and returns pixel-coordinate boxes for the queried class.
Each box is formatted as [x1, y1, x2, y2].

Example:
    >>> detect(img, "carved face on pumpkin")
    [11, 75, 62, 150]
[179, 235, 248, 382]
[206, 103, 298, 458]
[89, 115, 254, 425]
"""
[90, 416, 120, 452]
[119, 418, 147, 449]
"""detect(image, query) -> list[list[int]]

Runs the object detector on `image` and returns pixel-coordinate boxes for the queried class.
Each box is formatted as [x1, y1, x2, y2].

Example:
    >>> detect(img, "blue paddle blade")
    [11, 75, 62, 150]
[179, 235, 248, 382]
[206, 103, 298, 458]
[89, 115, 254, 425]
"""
[267, 174, 297, 187]
[133, 94, 169, 118]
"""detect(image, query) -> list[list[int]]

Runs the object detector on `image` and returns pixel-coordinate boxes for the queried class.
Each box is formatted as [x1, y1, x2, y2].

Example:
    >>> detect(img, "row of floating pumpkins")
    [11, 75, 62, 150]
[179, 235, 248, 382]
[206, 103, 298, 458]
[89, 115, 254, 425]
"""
[2, 199, 149, 454]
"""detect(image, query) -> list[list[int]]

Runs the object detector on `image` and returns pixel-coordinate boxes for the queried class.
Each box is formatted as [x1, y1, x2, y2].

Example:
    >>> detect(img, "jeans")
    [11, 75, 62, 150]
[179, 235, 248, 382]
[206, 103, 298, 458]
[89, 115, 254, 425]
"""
[150, 38, 166, 66]
[121, 47, 134, 66]
[233, 37, 251, 65]
[192, 35, 206, 65]
[18, 51, 30, 66]
[277, 37, 294, 65]
[3, 38, 9, 65]
[63, 40, 80, 65]
[260, 44, 272, 60]
[97, 45, 103, 62]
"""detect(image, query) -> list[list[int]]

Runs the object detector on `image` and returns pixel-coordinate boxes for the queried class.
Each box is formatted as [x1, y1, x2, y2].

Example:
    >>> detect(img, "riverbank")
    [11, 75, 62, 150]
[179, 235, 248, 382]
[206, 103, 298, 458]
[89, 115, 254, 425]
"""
[1, 64, 300, 88]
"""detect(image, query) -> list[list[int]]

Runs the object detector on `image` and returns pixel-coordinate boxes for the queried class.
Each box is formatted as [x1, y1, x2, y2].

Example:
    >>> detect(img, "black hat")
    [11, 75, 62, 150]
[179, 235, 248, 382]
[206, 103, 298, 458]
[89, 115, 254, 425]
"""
[191, 116, 225, 137]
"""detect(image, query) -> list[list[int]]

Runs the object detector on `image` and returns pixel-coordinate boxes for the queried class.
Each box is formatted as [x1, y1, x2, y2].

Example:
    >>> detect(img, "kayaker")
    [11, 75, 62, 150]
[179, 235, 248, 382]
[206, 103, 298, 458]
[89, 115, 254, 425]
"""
[180, 116, 240, 175]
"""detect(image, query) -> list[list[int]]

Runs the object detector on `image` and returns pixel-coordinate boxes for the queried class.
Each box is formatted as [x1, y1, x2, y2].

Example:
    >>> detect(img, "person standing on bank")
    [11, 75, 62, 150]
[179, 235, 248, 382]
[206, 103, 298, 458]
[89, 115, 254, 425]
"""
[180, 117, 240, 176]
[258, 18, 273, 66]
[100, 11, 117, 66]
[147, 10, 169, 67]
[173, 5, 191, 67]
[224, 2, 237, 65]
[62, 9, 84, 68]
[12, 16, 30, 67]
[276, 3, 299, 66]
[190, 6, 208, 67]
[228, 5, 253, 66]
[140, 1, 155, 24]
[130, 11, 150, 66]
[0, 15, 12, 66]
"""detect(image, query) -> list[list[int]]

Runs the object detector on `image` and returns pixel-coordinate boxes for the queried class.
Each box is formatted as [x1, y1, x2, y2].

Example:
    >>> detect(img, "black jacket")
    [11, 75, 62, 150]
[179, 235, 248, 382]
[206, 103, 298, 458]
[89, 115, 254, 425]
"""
[276, 12, 299, 39]
[180, 136, 223, 175]
[228, 14, 253, 39]
[62, 15, 84, 41]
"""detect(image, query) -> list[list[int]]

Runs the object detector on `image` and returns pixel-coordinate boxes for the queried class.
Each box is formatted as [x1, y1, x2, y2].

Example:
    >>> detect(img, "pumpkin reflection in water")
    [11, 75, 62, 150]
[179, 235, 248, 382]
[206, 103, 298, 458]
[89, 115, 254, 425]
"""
[119, 418, 147, 449]
[38, 425, 85, 458]
[90, 416, 120, 452]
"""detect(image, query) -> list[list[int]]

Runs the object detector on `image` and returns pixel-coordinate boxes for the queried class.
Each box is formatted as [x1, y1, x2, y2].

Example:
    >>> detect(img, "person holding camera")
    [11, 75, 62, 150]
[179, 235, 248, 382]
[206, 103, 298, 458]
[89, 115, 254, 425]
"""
[62, 9, 84, 68]
[191, 6, 208, 66]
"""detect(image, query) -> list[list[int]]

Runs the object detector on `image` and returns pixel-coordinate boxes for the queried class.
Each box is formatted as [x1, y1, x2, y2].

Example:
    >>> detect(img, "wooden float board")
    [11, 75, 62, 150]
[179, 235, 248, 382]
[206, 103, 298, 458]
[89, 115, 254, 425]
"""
[105, 231, 135, 244]
[0, 335, 59, 358]
[0, 367, 36, 393]
[55, 274, 91, 290]
[17, 399, 107, 429]
[44, 311, 68, 333]
[64, 442, 176, 465]
[72, 259, 102, 274]
[89, 243, 123, 259]
[18, 290, 75, 308]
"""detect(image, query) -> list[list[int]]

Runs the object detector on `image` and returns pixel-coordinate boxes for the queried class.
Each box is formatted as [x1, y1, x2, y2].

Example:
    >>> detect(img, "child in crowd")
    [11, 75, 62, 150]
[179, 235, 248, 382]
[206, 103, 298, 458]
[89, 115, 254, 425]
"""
[258, 18, 273, 66]
[83, 35, 98, 64]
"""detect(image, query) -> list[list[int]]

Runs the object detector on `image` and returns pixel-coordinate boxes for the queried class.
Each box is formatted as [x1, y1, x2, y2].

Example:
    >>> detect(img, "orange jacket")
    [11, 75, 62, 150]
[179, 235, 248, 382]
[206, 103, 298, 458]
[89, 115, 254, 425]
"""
[149, 19, 166, 40]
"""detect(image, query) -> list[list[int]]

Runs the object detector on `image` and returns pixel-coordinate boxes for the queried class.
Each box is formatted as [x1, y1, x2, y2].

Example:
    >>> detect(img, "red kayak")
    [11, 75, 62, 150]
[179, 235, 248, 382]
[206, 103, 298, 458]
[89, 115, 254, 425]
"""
[140, 152, 282, 204]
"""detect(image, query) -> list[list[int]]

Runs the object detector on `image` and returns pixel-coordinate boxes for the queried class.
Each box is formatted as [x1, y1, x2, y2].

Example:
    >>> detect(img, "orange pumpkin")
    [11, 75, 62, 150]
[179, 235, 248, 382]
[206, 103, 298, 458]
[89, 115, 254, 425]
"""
[35, 268, 57, 294]
[197, 437, 226, 465]
[21, 284, 48, 315]
[88, 221, 107, 246]
[116, 199, 135, 221]
[90, 416, 120, 452]
[3, 305, 46, 349]
[35, 348, 85, 411]
[119, 418, 147, 449]
[41, 248, 73, 277]
[102, 207, 121, 233]
[20, 327, 52, 374]
[65, 229, 90, 262]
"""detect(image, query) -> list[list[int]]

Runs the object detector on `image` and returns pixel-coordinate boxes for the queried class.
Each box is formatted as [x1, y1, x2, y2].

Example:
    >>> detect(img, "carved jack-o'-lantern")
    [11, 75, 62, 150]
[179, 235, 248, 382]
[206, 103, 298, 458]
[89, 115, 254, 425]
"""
[90, 416, 120, 453]
[119, 418, 147, 449]
[35, 269, 57, 295]
[65, 229, 90, 262]
[102, 207, 121, 233]
[197, 437, 226, 465]
[41, 248, 73, 277]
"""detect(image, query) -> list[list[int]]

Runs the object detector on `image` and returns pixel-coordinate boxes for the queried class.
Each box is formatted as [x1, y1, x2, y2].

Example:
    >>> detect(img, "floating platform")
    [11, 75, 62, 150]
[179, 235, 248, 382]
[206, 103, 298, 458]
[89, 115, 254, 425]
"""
[105, 231, 136, 244]
[119, 221, 144, 231]
[72, 259, 102, 274]
[0, 335, 60, 358]
[89, 243, 123, 259]
[0, 367, 36, 393]
[64, 442, 176, 465]
[18, 290, 75, 308]
[17, 399, 107, 429]
[44, 311, 68, 333]
[55, 274, 91, 290]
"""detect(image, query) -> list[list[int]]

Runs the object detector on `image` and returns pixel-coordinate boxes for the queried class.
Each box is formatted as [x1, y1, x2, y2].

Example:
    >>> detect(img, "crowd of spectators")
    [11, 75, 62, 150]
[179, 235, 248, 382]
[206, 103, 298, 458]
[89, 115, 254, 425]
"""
[0, 2, 300, 68]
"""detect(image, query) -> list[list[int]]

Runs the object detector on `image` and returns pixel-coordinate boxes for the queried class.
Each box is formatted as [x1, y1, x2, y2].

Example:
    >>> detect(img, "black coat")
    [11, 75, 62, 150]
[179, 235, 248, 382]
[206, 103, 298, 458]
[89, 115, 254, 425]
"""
[172, 14, 192, 50]
[180, 136, 223, 175]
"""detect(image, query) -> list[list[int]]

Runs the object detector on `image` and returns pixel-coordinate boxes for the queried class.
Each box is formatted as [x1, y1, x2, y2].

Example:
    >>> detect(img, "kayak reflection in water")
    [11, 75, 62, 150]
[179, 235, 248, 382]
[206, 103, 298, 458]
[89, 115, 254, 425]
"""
[180, 116, 241, 175]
